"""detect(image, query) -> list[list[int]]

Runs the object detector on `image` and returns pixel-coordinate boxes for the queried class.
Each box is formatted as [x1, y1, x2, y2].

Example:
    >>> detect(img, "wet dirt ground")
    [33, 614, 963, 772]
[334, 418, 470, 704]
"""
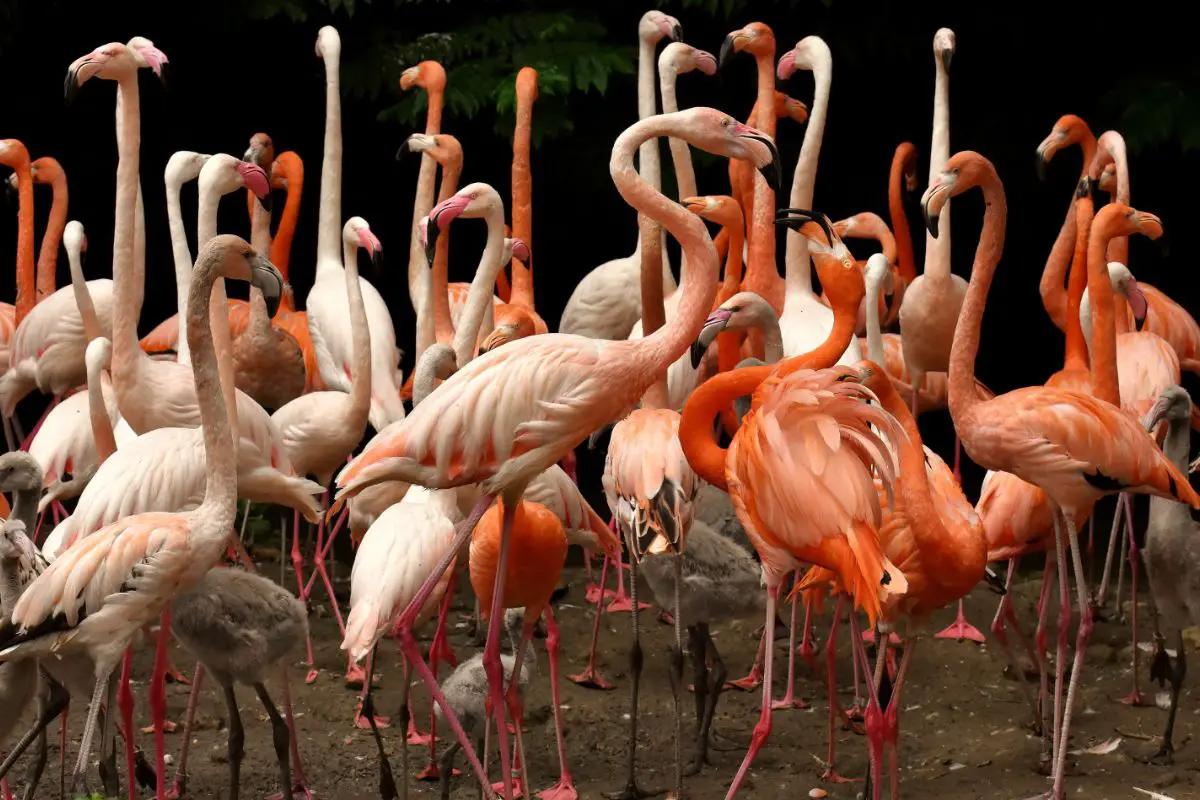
[7, 555, 1199, 799]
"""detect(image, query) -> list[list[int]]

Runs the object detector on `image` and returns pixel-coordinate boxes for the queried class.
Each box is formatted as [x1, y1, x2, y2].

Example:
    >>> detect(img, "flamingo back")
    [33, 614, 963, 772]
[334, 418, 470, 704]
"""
[469, 499, 566, 620]
[1117, 331, 1180, 421]
[1141, 284, 1200, 364]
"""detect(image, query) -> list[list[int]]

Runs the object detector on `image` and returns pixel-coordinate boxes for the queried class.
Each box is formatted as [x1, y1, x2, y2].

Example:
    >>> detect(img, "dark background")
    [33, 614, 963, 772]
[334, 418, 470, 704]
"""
[2, 0, 1197, 507]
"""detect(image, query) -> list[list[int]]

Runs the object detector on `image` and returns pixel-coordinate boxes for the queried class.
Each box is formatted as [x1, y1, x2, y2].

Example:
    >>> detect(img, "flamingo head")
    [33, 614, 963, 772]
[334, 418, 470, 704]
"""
[0, 451, 42, 494]
[680, 110, 781, 192]
[661, 43, 717, 78]
[126, 37, 169, 83]
[1143, 385, 1192, 432]
[640, 11, 682, 45]
[682, 195, 739, 228]
[315, 26, 341, 61]
[864, 252, 894, 297]
[397, 133, 462, 169]
[507, 236, 531, 266]
[64, 42, 142, 103]
[922, 152, 994, 238]
[399, 60, 446, 93]
[776, 36, 830, 81]
[235, 160, 272, 213]
[776, 92, 809, 125]
[211, 236, 284, 319]
[778, 208, 863, 310]
[64, 221, 88, 268]
[1108, 262, 1149, 331]
[934, 28, 956, 72]
[720, 22, 774, 68]
[1035, 114, 1090, 180]
[345, 217, 382, 269]
[165, 151, 212, 190]
[424, 182, 503, 264]
[1098, 163, 1117, 195]
[691, 291, 774, 368]
[481, 306, 538, 354]
[244, 133, 274, 169]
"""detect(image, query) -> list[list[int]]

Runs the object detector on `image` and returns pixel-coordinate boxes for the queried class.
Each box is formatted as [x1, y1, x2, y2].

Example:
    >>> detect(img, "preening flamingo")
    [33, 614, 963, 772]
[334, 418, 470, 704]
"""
[307, 26, 405, 431]
[331, 107, 780, 800]
[558, 10, 679, 341]
[0, 234, 284, 796]
[921, 150, 1200, 799]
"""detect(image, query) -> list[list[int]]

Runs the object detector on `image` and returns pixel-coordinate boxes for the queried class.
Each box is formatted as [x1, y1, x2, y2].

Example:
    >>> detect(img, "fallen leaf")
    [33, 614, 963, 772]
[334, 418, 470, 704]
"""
[948, 762, 966, 771]
[1133, 789, 1177, 800]
[1070, 737, 1121, 756]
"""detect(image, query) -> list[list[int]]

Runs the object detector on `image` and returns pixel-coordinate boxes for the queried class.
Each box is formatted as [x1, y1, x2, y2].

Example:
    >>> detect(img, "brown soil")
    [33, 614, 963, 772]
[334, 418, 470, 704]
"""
[7, 559, 1198, 800]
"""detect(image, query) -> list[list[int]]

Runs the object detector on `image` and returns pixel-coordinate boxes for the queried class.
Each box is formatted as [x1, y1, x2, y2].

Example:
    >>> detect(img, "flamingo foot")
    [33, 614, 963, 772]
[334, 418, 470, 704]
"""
[141, 719, 177, 734]
[606, 596, 650, 614]
[267, 784, 315, 800]
[770, 692, 809, 711]
[584, 583, 618, 605]
[166, 779, 184, 800]
[491, 779, 526, 799]
[416, 763, 460, 781]
[353, 702, 390, 730]
[658, 609, 675, 626]
[406, 721, 436, 746]
[344, 661, 368, 689]
[567, 665, 616, 691]
[933, 614, 987, 643]
[1119, 689, 1149, 707]
[725, 668, 762, 692]
[165, 667, 192, 685]
[859, 629, 902, 645]
[538, 779, 580, 800]
[305, 668, 319, 685]
[820, 768, 862, 784]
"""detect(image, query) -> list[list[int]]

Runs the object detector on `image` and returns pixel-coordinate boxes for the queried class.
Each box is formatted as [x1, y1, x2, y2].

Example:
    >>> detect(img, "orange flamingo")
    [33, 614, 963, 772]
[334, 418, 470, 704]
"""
[30, 157, 69, 305]
[0, 139, 36, 448]
[921, 150, 1200, 799]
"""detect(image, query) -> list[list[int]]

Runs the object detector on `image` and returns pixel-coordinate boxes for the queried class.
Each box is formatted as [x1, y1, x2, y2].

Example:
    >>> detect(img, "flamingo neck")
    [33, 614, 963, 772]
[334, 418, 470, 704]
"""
[36, 170, 68, 303]
[679, 367, 766, 490]
[316, 46, 343, 274]
[111, 77, 148, 392]
[716, 222, 745, 373]
[166, 177, 195, 364]
[511, 74, 536, 308]
[67, 228, 103, 344]
[87, 359, 117, 463]
[1061, 195, 1093, 373]
[409, 86, 445, 307]
[784, 54, 830, 296]
[659, 67, 697, 200]
[197, 178, 241, 434]
[889, 149, 917, 283]
[1105, 142, 1130, 267]
[271, 172, 302, 285]
[947, 170, 1007, 424]
[11, 156, 34, 326]
[746, 51, 777, 306]
[431, 160, 461, 346]
[452, 206, 508, 368]
[865, 273, 887, 366]
[1085, 213, 1121, 406]
[924, 54, 952, 280]
[341, 237, 373, 422]
[773, 292, 857, 380]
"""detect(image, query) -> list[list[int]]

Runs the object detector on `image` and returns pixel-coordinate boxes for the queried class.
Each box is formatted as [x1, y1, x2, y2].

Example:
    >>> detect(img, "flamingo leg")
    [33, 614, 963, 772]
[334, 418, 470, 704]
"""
[725, 629, 764, 692]
[1146, 629, 1186, 764]
[797, 591, 820, 673]
[820, 595, 859, 784]
[16, 396, 58, 452]
[1050, 508, 1094, 798]
[150, 607, 174, 800]
[724, 584, 779, 800]
[1121, 495, 1147, 706]
[252, 683, 294, 800]
[1046, 508, 1071, 779]
[568, 555, 615, 690]
[220, 683, 244, 800]
[884, 635, 917, 800]
[167, 664, 205, 799]
[607, 554, 649, 614]
[481, 498, 519, 800]
[850, 618, 885, 800]
[415, 572, 460, 778]
[278, 667, 312, 799]
[392, 493, 498, 800]
[1094, 494, 1125, 610]
[496, 627, 531, 800]
[933, 598, 986, 643]
[847, 610, 866, 723]
[305, 507, 351, 647]
[682, 624, 709, 777]
[669, 555, 684, 799]
[362, 644, 399, 800]
[538, 608, 579, 800]
[72, 668, 115, 796]
[289, 508, 318, 684]
[115, 647, 141, 800]
[772, 570, 808, 709]
[355, 645, 391, 731]
[989, 559, 1041, 731]
[0, 674, 69, 787]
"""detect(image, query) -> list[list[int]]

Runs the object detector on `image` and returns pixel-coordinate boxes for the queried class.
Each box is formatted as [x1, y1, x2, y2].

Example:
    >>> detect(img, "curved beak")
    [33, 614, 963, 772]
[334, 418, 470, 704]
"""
[1143, 393, 1172, 433]
[670, 22, 683, 42]
[243, 143, 264, 165]
[776, 208, 834, 245]
[1126, 278, 1149, 331]
[399, 67, 420, 91]
[776, 48, 797, 80]
[983, 565, 1006, 595]
[357, 228, 383, 268]
[423, 218, 439, 267]
[249, 251, 285, 319]
[480, 325, 515, 354]
[691, 307, 732, 368]
[940, 47, 953, 73]
[4, 174, 16, 210]
[63, 58, 93, 105]
[736, 129, 781, 192]
[1035, 151, 1048, 183]
[920, 185, 948, 239]
[510, 238, 531, 265]
[718, 35, 738, 69]
[681, 196, 708, 216]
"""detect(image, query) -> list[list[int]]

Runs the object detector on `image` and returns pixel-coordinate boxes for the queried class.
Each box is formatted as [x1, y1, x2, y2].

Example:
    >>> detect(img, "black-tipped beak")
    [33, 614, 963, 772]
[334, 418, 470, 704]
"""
[671, 23, 683, 42]
[64, 67, 82, 105]
[370, 247, 384, 275]
[776, 208, 834, 244]
[719, 35, 736, 69]
[4, 178, 16, 210]
[1134, 312, 1146, 332]
[258, 191, 272, 215]
[1035, 152, 1047, 183]
[156, 62, 170, 90]
[396, 140, 412, 161]
[743, 133, 781, 193]
[920, 193, 940, 239]
[424, 223, 439, 267]
[251, 255, 285, 318]
[941, 48, 953, 73]
[984, 565, 1006, 595]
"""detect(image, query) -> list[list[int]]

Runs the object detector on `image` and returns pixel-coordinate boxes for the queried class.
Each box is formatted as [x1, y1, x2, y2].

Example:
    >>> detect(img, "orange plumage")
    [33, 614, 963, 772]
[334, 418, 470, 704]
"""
[469, 499, 566, 622]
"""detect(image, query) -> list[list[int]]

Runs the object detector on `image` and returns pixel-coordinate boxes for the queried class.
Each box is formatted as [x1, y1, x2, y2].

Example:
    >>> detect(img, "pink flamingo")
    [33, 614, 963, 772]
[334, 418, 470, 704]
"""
[920, 150, 1200, 799]
[331, 107, 780, 799]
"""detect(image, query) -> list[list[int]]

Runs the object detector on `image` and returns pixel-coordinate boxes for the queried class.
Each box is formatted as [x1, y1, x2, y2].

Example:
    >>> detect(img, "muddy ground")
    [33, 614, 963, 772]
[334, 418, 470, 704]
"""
[6, 554, 1198, 800]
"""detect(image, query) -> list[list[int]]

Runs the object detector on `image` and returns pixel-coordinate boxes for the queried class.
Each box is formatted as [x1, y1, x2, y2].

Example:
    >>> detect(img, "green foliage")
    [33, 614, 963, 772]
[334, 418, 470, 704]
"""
[676, 0, 816, 20]
[1102, 70, 1200, 155]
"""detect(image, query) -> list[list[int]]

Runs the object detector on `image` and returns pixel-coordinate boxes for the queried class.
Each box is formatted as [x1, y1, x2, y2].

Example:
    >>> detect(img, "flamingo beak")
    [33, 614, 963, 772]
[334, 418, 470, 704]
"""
[1143, 394, 1172, 433]
[1126, 279, 1148, 331]
[357, 229, 383, 268]
[249, 251, 284, 319]
[983, 565, 1006, 595]
[510, 238, 531, 265]
[692, 308, 733, 368]
[733, 125, 781, 193]
[941, 47, 953, 72]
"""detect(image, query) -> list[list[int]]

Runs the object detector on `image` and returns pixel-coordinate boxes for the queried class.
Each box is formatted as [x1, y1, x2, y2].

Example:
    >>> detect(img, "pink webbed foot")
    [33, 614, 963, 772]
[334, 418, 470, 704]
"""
[658, 609, 675, 626]
[725, 666, 763, 692]
[140, 719, 177, 734]
[538, 779, 580, 800]
[406, 718, 436, 746]
[492, 779, 526, 798]
[605, 594, 650, 614]
[344, 661, 369, 690]
[859, 629, 902, 646]
[584, 583, 617, 605]
[416, 763, 460, 781]
[568, 664, 616, 691]
[166, 779, 184, 799]
[304, 668, 319, 685]
[933, 610, 987, 643]
[820, 768, 861, 784]
[353, 701, 390, 730]
[164, 666, 192, 685]
[771, 692, 810, 711]
[268, 785, 315, 800]
[1119, 689, 1149, 707]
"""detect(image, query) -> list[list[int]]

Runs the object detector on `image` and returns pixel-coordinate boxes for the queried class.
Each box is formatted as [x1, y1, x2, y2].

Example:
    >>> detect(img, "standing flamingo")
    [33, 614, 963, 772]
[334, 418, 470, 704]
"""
[0, 234, 284, 796]
[331, 108, 780, 800]
[920, 150, 1200, 799]
[399, 60, 447, 324]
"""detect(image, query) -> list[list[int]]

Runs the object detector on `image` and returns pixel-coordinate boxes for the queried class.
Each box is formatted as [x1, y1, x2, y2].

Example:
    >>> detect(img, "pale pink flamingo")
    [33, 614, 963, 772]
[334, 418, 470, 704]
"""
[920, 150, 1200, 799]
[307, 28, 404, 431]
[272, 217, 380, 685]
[330, 108, 780, 800]
[0, 234, 282, 797]
[558, 10, 679, 341]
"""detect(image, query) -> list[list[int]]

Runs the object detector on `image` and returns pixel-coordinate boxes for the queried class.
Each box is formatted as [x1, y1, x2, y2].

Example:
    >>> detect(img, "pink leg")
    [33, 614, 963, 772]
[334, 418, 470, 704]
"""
[119, 647, 138, 800]
[1048, 509, 1071, 778]
[406, 691, 435, 746]
[933, 598, 987, 643]
[430, 570, 461, 671]
[150, 607, 173, 800]
[847, 612, 865, 722]
[167, 664, 205, 799]
[568, 555, 615, 690]
[724, 584, 779, 799]
[289, 509, 318, 684]
[1094, 494, 1125, 611]
[277, 670, 312, 799]
[303, 509, 351, 653]
[858, 630, 886, 800]
[1120, 496, 1148, 706]
[0, 778, 11, 800]
[393, 493, 499, 800]
[989, 559, 1041, 731]
[797, 593, 819, 673]
[538, 609, 578, 800]
[820, 596, 859, 784]
[482, 499, 519, 800]
[353, 649, 391, 730]
[883, 636, 917, 800]
[606, 555, 648, 614]
[1051, 510, 1094, 798]
[772, 571, 808, 710]
[725, 624, 765, 692]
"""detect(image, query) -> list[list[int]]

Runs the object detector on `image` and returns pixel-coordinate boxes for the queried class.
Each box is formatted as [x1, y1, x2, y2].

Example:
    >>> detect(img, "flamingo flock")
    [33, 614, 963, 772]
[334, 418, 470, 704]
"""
[2, 13, 1199, 800]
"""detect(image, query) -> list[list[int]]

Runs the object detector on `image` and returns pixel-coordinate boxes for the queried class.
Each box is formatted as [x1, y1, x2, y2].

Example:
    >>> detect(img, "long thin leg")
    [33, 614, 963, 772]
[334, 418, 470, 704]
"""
[290, 508, 318, 684]
[221, 683, 243, 800]
[820, 595, 858, 784]
[1146, 629, 1186, 764]
[500, 627, 531, 800]
[482, 499, 518, 800]
[118, 647, 138, 800]
[883, 635, 917, 800]
[1048, 508, 1070, 778]
[989, 559, 1041, 729]
[168, 664, 205, 798]
[682, 625, 708, 777]
[393, 493, 499, 800]
[725, 628, 764, 692]
[363, 644, 399, 800]
[279, 667, 312, 799]
[355, 647, 390, 730]
[1121, 495, 1147, 706]
[18, 683, 51, 800]
[1095, 495, 1124, 610]
[1032, 554, 1055, 767]
[725, 584, 779, 800]
[99, 674, 120, 799]
[252, 683, 293, 800]
[150, 607, 174, 799]
[1115, 521, 1129, 620]
[73, 669, 115, 795]
[538, 608, 578, 800]
[398, 656, 414, 800]
[568, 555, 615, 690]
[772, 570, 807, 710]
[797, 592, 819, 673]
[1051, 508, 1095, 798]
[440, 740, 463, 800]
[0, 674, 70, 784]
[669, 555, 684, 799]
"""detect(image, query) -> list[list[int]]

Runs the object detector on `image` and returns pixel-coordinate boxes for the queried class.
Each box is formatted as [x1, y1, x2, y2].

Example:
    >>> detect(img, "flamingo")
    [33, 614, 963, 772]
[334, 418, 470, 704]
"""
[272, 217, 380, 685]
[0, 234, 284, 797]
[307, 28, 404, 431]
[399, 59, 448, 326]
[331, 107, 780, 800]
[558, 10, 679, 341]
[23, 157, 69, 306]
[920, 150, 1200, 799]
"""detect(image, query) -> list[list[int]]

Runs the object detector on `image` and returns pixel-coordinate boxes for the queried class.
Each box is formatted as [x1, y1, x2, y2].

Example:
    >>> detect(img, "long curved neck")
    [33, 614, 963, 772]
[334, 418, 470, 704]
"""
[659, 68, 697, 200]
[865, 273, 887, 366]
[639, 209, 669, 409]
[111, 77, 147, 391]
[784, 57, 830, 297]
[947, 172, 1007, 423]
[746, 52, 777, 307]
[1085, 213, 1120, 406]
[187, 249, 238, 530]
[925, 55, 952, 280]
[248, 195, 274, 327]
[679, 367, 764, 489]
[755, 307, 785, 364]
[35, 170, 68, 303]
[511, 72, 536, 308]
[1061, 195, 1092, 372]
[408, 81, 445, 307]
[413, 354, 448, 407]
[341, 237, 373, 421]
[271, 167, 302, 288]
[316, 47, 343, 274]
[68, 234, 103, 343]
[8, 482, 38, 543]
[12, 158, 34, 325]
[88, 356, 117, 463]
[197, 181, 240, 433]
[637, 37, 662, 189]
[888, 149, 917, 283]
[1105, 146, 1130, 267]
[612, 117, 719, 395]
[431, 159, 460, 346]
[716, 220, 745, 373]
[452, 207, 507, 368]
[166, 178, 195, 364]
[774, 286, 856, 378]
